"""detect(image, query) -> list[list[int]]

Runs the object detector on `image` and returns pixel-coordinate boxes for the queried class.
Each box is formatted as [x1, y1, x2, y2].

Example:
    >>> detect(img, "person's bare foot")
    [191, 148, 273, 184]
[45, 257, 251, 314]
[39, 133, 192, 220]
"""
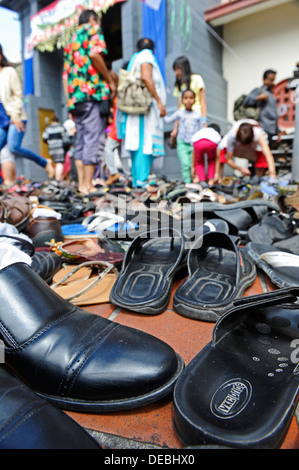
[2, 180, 16, 189]
[78, 185, 95, 195]
[80, 186, 100, 196]
[106, 173, 121, 185]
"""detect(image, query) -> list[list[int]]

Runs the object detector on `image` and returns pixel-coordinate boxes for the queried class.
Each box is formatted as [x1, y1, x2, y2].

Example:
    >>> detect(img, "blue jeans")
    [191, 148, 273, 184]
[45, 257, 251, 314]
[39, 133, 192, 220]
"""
[0, 123, 47, 168]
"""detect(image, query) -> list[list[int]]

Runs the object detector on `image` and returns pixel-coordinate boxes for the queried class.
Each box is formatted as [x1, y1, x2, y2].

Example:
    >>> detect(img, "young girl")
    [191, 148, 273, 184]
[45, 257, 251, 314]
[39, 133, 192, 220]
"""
[164, 89, 202, 183]
[171, 56, 207, 135]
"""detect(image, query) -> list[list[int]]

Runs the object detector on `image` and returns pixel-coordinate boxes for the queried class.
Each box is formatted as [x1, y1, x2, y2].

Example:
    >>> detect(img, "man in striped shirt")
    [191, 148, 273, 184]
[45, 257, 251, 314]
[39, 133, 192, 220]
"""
[42, 115, 68, 181]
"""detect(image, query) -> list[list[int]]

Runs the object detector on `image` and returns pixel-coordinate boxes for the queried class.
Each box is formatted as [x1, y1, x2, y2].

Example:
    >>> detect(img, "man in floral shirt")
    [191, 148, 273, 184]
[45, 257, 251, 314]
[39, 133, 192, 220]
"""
[63, 9, 116, 194]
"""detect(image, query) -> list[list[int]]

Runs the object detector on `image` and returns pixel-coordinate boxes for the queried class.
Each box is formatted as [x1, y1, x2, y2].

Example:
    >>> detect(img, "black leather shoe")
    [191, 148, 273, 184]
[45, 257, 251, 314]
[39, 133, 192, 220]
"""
[31, 251, 62, 284]
[0, 366, 100, 449]
[0, 262, 183, 412]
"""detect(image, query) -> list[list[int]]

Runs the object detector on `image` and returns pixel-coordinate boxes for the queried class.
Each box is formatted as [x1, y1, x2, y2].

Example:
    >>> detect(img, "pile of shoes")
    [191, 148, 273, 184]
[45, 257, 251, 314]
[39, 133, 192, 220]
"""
[0, 173, 299, 449]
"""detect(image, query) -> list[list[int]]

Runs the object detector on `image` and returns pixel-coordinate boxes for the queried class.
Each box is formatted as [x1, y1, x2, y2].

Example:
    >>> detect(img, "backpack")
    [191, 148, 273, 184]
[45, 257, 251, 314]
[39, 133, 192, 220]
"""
[233, 94, 262, 121]
[116, 64, 153, 115]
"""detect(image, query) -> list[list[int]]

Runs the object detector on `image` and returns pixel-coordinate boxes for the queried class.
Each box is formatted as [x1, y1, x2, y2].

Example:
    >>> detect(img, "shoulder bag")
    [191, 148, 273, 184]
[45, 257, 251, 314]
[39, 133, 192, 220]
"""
[116, 61, 153, 115]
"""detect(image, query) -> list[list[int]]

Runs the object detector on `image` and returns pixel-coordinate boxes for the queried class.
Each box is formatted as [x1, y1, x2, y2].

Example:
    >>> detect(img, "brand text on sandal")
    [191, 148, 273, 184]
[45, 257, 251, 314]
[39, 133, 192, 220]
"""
[211, 379, 252, 419]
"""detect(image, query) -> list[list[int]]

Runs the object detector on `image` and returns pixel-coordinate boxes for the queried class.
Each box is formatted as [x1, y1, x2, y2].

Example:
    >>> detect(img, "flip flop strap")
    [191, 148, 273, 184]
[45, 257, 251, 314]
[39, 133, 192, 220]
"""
[214, 287, 299, 343]
[189, 232, 242, 281]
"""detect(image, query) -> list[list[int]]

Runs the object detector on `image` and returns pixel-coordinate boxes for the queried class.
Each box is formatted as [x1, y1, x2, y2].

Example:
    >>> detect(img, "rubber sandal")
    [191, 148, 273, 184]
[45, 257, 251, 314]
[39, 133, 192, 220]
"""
[110, 228, 187, 314]
[181, 218, 229, 245]
[173, 232, 256, 322]
[164, 187, 188, 203]
[198, 188, 220, 202]
[246, 242, 299, 288]
[103, 209, 176, 240]
[82, 211, 127, 232]
[61, 223, 100, 239]
[185, 183, 203, 192]
[173, 287, 299, 448]
[147, 181, 177, 201]
[51, 260, 118, 306]
[183, 200, 280, 241]
[248, 211, 297, 244]
[37, 200, 95, 225]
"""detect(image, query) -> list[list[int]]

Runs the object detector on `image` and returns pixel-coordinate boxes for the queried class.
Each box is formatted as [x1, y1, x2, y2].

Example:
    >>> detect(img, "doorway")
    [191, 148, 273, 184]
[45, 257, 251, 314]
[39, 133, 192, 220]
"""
[38, 108, 55, 158]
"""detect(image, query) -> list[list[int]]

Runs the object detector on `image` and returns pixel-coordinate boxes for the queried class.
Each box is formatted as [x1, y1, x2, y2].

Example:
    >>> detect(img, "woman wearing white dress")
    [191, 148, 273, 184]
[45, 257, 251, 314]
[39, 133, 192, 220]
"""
[118, 38, 166, 188]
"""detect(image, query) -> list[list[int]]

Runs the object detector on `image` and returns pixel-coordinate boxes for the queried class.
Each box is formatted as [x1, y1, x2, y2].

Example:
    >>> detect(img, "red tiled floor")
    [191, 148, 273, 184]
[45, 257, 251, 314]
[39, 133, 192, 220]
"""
[281, 418, 299, 449]
[83, 302, 116, 318]
[66, 273, 299, 449]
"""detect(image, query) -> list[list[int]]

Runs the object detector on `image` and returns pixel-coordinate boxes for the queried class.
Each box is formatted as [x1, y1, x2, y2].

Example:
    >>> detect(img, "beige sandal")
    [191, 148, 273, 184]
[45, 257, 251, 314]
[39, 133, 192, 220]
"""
[51, 261, 119, 306]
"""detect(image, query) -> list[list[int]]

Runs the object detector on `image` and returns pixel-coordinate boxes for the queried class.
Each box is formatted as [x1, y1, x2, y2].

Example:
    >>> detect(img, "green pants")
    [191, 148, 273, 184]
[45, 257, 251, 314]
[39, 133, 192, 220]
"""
[177, 139, 193, 183]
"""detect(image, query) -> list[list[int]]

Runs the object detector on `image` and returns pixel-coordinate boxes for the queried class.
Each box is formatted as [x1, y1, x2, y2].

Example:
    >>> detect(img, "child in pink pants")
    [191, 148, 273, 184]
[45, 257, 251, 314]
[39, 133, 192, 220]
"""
[191, 124, 221, 185]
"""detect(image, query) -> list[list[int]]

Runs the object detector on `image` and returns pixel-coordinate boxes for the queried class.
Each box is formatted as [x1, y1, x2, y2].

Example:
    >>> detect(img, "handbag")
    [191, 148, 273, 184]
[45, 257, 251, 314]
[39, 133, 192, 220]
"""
[116, 62, 153, 115]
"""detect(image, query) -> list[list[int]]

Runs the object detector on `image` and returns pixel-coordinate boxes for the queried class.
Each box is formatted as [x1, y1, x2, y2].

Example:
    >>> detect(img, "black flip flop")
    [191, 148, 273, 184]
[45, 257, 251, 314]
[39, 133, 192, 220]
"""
[110, 228, 187, 314]
[248, 212, 297, 244]
[184, 200, 280, 242]
[173, 232, 256, 322]
[173, 288, 299, 448]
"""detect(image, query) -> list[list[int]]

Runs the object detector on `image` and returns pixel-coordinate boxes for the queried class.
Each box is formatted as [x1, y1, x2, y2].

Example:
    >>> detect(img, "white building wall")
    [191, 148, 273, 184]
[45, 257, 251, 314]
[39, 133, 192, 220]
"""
[222, 1, 299, 123]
